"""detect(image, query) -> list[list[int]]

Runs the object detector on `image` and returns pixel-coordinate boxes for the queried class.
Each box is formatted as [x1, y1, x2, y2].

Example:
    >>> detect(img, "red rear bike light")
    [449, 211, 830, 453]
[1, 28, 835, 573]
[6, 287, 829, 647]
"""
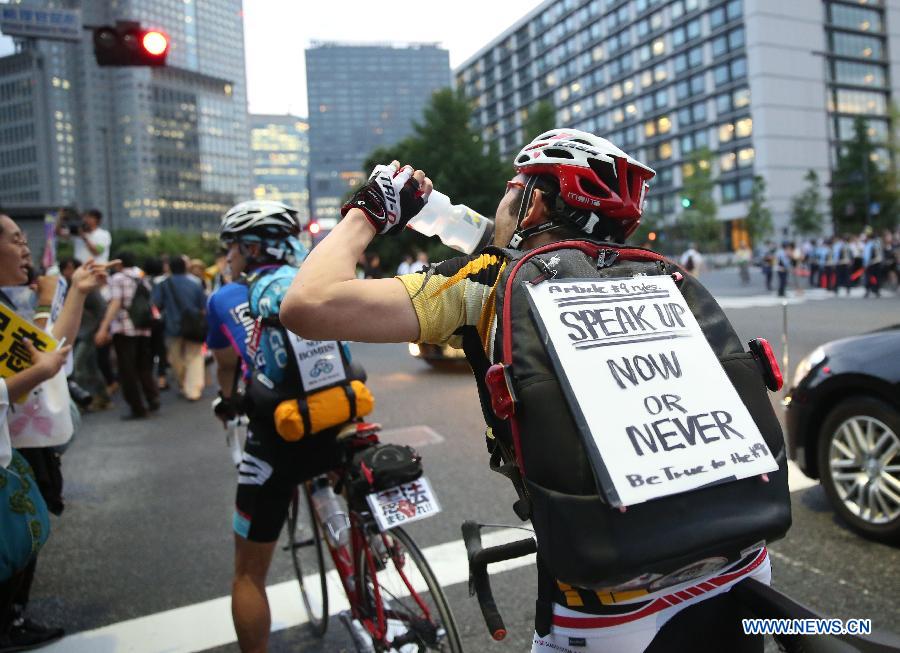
[749, 338, 783, 392]
[485, 364, 517, 419]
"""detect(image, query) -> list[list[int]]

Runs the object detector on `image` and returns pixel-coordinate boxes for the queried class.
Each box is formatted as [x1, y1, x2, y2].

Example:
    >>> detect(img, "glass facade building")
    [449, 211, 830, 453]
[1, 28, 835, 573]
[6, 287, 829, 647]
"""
[306, 43, 450, 227]
[456, 0, 898, 242]
[250, 114, 310, 224]
[0, 0, 251, 232]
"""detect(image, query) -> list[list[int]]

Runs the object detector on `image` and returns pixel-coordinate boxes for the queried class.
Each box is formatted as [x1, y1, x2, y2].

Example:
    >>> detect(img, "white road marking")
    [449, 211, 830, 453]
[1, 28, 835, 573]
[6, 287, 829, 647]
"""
[42, 528, 534, 653]
[717, 287, 894, 310]
[378, 425, 446, 447]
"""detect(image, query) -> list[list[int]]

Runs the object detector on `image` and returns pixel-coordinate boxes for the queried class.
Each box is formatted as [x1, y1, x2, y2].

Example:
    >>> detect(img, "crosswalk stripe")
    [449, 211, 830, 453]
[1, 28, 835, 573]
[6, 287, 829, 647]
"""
[718, 287, 894, 309]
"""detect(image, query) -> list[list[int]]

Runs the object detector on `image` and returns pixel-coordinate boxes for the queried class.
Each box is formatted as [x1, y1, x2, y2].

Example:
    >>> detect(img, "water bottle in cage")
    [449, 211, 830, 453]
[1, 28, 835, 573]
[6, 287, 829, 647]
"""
[311, 478, 350, 548]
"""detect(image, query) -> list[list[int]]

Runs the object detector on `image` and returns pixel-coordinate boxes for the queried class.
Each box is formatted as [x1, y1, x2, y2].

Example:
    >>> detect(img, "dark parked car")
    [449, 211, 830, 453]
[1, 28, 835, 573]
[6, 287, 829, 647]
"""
[785, 324, 900, 543]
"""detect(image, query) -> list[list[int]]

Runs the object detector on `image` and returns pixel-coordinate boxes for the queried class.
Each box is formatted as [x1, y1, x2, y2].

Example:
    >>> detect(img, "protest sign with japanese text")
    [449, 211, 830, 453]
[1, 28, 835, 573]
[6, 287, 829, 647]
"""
[366, 477, 442, 532]
[0, 303, 57, 380]
[525, 275, 777, 507]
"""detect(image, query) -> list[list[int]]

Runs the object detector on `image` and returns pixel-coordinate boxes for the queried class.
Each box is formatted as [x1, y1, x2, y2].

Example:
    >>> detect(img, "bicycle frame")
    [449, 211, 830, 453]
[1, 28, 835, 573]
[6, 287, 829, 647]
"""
[310, 462, 432, 647]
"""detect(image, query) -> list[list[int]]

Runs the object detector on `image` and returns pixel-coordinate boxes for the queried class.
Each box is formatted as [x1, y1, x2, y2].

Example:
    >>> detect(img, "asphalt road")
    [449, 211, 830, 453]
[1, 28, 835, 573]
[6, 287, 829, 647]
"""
[26, 270, 899, 653]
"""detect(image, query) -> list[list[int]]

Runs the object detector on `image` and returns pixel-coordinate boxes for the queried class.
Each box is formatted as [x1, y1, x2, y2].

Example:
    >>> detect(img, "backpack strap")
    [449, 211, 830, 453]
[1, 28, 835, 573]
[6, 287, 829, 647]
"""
[534, 557, 556, 637]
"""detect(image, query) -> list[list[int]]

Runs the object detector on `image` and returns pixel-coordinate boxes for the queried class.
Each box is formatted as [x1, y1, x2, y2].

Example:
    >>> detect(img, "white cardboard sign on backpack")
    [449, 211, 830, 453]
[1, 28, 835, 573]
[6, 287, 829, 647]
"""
[525, 274, 777, 507]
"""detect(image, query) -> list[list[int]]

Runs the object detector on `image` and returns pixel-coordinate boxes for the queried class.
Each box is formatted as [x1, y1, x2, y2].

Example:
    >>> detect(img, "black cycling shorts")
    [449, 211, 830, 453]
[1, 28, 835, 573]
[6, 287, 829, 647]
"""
[233, 420, 342, 543]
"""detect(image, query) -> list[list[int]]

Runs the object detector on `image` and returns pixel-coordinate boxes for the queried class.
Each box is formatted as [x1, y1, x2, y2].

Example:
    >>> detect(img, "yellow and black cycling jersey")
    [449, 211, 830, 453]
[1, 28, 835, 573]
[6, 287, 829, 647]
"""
[397, 251, 506, 358]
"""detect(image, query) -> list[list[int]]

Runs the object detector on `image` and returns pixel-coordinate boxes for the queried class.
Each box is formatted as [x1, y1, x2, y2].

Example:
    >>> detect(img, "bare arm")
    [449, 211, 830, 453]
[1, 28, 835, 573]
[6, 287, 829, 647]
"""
[280, 209, 420, 343]
[95, 297, 120, 346]
[51, 287, 87, 345]
[213, 347, 239, 397]
[81, 235, 98, 256]
[49, 260, 110, 344]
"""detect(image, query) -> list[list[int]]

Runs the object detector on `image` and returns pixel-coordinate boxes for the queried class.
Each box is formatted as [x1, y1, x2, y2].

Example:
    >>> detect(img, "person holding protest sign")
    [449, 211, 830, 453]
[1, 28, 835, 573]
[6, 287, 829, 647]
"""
[0, 212, 110, 650]
[280, 130, 790, 653]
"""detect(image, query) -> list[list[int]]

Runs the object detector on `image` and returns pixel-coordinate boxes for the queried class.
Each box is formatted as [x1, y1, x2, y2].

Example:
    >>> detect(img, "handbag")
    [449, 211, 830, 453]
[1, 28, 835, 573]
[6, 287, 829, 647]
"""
[8, 366, 74, 449]
[166, 278, 208, 343]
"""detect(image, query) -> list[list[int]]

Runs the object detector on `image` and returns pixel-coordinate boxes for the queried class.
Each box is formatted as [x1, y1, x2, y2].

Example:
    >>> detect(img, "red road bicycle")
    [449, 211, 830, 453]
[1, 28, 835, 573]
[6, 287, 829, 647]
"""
[285, 422, 463, 652]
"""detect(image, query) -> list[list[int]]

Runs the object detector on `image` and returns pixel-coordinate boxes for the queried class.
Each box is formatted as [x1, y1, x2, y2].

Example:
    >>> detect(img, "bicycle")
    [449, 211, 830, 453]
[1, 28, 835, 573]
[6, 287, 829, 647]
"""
[286, 421, 463, 652]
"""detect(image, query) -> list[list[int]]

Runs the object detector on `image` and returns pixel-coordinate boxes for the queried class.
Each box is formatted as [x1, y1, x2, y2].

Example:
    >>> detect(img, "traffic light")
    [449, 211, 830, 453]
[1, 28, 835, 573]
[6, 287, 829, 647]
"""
[680, 197, 692, 209]
[93, 22, 169, 67]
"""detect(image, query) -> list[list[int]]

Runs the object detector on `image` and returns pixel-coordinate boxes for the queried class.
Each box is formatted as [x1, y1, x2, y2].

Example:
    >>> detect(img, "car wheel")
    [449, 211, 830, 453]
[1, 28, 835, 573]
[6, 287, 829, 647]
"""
[817, 397, 900, 544]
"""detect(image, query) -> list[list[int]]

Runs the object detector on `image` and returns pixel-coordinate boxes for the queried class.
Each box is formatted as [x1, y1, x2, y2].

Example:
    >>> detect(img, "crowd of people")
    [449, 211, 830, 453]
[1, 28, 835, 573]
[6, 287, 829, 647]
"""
[758, 227, 898, 298]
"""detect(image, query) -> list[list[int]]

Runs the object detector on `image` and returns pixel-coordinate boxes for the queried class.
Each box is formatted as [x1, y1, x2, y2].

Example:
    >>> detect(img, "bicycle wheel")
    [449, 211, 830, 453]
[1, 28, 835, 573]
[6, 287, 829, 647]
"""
[356, 526, 463, 652]
[287, 483, 329, 636]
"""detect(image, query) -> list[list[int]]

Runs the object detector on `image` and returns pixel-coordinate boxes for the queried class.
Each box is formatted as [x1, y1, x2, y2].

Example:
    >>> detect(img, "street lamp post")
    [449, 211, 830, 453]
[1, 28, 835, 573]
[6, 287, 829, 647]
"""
[99, 125, 113, 231]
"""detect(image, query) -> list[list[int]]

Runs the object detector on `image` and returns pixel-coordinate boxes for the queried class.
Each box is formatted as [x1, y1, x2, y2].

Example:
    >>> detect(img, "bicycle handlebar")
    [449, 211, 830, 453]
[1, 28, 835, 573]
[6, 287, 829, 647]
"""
[462, 520, 537, 641]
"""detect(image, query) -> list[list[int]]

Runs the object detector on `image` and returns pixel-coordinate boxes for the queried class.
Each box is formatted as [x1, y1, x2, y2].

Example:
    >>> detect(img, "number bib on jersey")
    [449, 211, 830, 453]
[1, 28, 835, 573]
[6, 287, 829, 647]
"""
[285, 331, 347, 393]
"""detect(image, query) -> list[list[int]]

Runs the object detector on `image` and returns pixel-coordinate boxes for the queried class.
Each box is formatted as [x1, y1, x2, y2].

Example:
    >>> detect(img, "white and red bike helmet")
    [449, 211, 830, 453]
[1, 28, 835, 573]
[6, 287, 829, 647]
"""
[511, 129, 656, 244]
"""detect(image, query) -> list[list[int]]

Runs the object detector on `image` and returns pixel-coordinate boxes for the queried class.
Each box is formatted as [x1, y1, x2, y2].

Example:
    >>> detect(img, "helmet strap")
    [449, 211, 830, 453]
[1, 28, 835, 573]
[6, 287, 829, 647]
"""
[508, 175, 564, 250]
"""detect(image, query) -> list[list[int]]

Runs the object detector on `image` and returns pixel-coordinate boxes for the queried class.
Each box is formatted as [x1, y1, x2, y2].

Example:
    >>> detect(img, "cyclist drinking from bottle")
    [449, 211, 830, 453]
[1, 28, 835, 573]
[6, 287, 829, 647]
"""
[280, 133, 773, 653]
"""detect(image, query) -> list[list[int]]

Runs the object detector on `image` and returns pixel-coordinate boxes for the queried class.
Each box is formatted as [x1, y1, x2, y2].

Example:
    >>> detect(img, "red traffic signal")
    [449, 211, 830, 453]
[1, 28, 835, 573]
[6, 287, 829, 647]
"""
[93, 22, 169, 67]
[141, 31, 169, 58]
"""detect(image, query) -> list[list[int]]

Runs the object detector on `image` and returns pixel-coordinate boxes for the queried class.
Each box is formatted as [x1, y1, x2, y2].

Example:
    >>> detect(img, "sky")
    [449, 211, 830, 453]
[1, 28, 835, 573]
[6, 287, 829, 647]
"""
[242, 0, 545, 118]
[0, 1, 546, 115]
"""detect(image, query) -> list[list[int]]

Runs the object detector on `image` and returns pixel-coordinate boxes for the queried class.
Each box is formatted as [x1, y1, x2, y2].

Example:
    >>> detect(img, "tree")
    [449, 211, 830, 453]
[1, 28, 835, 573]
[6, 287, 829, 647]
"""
[108, 229, 219, 264]
[519, 100, 557, 147]
[789, 170, 825, 236]
[360, 88, 511, 270]
[744, 175, 774, 245]
[830, 116, 898, 233]
[886, 102, 900, 230]
[677, 148, 721, 251]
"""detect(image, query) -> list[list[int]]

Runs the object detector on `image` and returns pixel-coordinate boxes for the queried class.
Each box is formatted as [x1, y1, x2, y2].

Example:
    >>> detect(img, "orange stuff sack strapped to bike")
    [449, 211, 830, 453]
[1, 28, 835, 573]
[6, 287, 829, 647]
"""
[471, 240, 791, 593]
[274, 380, 374, 442]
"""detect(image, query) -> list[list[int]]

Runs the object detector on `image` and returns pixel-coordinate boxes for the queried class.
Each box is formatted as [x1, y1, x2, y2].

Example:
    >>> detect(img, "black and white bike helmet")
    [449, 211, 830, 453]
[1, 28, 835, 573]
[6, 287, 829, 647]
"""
[220, 200, 307, 267]
[220, 200, 303, 243]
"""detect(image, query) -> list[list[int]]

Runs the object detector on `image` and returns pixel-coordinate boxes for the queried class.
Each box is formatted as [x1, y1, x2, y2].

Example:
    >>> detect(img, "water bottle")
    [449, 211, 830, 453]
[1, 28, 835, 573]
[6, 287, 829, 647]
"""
[406, 190, 495, 255]
[311, 480, 350, 548]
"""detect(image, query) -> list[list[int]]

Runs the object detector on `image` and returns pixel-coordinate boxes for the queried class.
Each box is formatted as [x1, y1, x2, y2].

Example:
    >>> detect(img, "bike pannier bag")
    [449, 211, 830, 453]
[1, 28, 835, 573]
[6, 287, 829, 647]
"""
[348, 443, 423, 506]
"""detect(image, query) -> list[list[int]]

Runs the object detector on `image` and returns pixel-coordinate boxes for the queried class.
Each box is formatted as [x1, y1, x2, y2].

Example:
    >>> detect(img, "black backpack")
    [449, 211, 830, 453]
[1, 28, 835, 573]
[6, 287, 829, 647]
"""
[465, 240, 791, 596]
[127, 277, 154, 329]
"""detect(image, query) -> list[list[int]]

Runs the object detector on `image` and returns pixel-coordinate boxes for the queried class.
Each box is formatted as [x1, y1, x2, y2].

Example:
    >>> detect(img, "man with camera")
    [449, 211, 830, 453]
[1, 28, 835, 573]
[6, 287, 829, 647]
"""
[57, 208, 112, 265]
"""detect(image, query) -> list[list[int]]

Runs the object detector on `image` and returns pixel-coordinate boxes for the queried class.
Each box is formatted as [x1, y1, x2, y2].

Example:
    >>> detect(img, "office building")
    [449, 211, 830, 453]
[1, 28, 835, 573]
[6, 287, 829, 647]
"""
[456, 0, 899, 241]
[0, 0, 251, 232]
[306, 42, 450, 227]
[250, 114, 310, 223]
[0, 50, 71, 206]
